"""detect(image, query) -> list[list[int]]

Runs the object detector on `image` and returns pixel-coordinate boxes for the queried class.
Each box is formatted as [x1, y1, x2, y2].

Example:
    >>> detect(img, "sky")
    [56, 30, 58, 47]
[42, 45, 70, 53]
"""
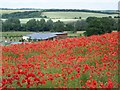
[0, 0, 119, 10]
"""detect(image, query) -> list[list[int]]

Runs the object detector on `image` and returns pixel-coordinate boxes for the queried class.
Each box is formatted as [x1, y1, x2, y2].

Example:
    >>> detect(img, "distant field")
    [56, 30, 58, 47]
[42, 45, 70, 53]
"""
[42, 12, 117, 19]
[0, 10, 36, 14]
[1, 10, 118, 24]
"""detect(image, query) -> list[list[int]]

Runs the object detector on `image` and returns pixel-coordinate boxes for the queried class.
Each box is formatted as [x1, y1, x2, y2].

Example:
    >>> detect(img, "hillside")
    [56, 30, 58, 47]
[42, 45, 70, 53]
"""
[2, 32, 119, 88]
[1, 9, 118, 19]
[1, 9, 118, 24]
[41, 12, 117, 19]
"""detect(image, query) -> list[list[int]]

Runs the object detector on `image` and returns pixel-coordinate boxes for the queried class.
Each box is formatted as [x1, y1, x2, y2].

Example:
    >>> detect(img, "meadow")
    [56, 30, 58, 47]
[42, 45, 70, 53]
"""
[1, 32, 119, 88]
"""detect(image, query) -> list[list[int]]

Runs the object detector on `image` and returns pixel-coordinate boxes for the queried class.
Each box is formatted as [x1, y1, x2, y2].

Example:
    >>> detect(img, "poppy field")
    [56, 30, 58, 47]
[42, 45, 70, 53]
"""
[1, 32, 120, 89]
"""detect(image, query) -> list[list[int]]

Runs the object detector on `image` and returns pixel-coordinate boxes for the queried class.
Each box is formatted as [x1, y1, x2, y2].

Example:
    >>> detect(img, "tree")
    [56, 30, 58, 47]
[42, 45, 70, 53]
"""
[85, 17, 114, 36]
[118, 19, 120, 31]
[46, 19, 54, 31]
[85, 27, 101, 36]
[2, 18, 21, 31]
[53, 20, 65, 32]
[21, 24, 27, 31]
[37, 19, 46, 32]
[74, 20, 87, 31]
[65, 23, 74, 31]
[86, 17, 98, 23]
[26, 19, 38, 32]
[100, 17, 114, 33]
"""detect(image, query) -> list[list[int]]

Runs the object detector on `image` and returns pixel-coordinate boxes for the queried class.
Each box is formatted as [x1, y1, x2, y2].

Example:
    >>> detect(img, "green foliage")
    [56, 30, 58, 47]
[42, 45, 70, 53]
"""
[53, 20, 65, 32]
[74, 20, 88, 31]
[26, 19, 38, 32]
[2, 11, 43, 18]
[85, 17, 115, 36]
[2, 18, 21, 31]
[2, 16, 117, 35]
[38, 19, 46, 32]
[46, 19, 54, 31]
[65, 23, 74, 31]
[118, 19, 120, 31]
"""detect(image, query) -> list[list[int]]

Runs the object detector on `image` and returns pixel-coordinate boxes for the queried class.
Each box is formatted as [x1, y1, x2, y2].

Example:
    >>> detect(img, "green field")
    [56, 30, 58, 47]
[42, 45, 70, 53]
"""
[0, 10, 36, 14]
[41, 12, 117, 19]
[1, 31, 34, 42]
[1, 31, 33, 37]
[1, 10, 118, 24]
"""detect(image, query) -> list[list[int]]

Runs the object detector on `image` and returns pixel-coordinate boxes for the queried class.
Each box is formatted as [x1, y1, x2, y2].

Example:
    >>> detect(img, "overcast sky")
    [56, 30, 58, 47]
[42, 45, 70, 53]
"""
[0, 0, 119, 10]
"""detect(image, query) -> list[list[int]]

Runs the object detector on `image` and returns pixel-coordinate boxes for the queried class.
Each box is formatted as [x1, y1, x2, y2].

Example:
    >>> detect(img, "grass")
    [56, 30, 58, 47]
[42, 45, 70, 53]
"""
[41, 12, 117, 19]
[1, 31, 33, 42]
[1, 31, 33, 37]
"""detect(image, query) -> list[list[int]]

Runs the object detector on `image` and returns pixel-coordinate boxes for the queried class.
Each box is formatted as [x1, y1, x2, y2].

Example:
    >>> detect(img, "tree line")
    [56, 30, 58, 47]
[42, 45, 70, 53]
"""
[44, 9, 118, 14]
[2, 11, 46, 19]
[1, 8, 118, 14]
[2, 17, 118, 36]
[2, 18, 88, 32]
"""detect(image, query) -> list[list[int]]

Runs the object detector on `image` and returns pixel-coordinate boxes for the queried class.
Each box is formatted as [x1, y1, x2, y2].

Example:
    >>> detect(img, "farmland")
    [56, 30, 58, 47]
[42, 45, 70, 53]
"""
[2, 31, 33, 37]
[1, 31, 84, 43]
[1, 10, 118, 24]
[0, 10, 36, 14]
[1, 32, 119, 88]
[41, 12, 117, 19]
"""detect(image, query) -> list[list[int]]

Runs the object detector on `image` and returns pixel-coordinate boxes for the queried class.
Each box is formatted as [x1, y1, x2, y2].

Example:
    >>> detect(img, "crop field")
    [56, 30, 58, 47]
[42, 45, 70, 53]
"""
[0, 10, 36, 14]
[1, 32, 119, 88]
[41, 12, 117, 19]
[1, 11, 117, 24]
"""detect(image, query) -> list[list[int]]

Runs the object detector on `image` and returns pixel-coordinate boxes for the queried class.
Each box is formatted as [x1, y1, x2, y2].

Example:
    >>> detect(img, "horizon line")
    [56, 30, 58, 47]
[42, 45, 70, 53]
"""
[0, 8, 118, 11]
